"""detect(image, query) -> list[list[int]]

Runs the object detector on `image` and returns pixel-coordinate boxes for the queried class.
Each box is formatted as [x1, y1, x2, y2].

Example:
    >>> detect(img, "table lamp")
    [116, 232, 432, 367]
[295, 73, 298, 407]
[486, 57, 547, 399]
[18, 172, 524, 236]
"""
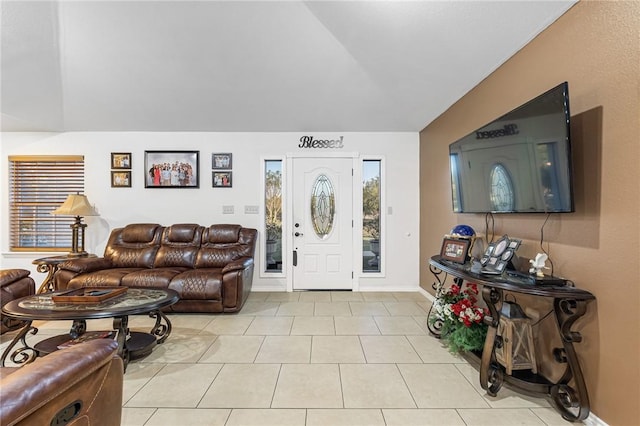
[52, 193, 99, 256]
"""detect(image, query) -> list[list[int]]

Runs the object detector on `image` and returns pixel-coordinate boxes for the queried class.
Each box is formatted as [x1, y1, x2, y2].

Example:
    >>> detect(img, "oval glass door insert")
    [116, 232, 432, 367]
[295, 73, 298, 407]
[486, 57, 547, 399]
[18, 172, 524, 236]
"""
[490, 163, 515, 211]
[311, 174, 335, 239]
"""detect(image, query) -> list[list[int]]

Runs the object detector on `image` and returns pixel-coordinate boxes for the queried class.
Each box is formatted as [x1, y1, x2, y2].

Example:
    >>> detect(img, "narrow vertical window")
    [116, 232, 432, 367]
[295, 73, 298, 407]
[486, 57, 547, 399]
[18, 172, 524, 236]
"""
[265, 160, 282, 272]
[363, 160, 381, 272]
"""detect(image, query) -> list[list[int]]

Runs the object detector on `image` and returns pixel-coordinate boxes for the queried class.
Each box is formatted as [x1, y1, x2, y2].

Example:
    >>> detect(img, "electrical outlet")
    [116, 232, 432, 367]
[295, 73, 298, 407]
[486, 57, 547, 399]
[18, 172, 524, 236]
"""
[244, 205, 259, 214]
[222, 205, 234, 214]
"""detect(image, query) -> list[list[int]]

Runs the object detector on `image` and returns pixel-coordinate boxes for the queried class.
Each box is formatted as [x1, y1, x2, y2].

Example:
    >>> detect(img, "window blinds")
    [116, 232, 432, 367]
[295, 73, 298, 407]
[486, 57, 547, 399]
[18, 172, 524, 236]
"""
[9, 155, 85, 251]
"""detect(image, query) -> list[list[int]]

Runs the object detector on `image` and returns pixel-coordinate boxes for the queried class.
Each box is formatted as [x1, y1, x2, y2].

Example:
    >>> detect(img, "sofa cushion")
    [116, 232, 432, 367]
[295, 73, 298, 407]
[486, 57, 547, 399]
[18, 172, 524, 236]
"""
[121, 223, 161, 243]
[169, 269, 222, 300]
[166, 223, 200, 243]
[105, 224, 163, 268]
[0, 269, 31, 286]
[205, 224, 242, 244]
[68, 268, 144, 288]
[195, 246, 246, 268]
[154, 224, 202, 268]
[121, 268, 186, 288]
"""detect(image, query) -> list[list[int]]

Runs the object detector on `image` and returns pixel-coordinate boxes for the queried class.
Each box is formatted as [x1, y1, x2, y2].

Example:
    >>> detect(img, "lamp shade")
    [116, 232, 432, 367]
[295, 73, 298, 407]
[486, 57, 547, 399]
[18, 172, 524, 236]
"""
[52, 194, 99, 216]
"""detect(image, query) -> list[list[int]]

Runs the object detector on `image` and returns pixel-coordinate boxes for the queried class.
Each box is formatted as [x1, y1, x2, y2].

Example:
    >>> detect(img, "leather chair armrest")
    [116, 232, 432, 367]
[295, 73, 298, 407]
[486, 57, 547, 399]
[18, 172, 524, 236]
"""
[0, 269, 31, 287]
[0, 339, 123, 426]
[59, 257, 113, 274]
[221, 257, 254, 274]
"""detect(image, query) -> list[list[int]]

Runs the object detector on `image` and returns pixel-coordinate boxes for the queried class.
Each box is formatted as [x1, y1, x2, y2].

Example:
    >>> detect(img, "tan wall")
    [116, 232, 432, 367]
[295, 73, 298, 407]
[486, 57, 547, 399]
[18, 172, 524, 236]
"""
[419, 2, 639, 425]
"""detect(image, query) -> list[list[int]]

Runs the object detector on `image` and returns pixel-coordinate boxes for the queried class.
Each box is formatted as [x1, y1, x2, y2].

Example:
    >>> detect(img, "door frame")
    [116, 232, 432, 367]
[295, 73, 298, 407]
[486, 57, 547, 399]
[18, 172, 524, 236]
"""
[285, 152, 361, 292]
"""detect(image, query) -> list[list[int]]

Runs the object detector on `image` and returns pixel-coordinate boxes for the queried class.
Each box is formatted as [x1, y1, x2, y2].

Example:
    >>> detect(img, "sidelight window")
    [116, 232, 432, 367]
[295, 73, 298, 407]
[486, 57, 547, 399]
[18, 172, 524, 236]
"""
[264, 160, 283, 272]
[363, 160, 381, 272]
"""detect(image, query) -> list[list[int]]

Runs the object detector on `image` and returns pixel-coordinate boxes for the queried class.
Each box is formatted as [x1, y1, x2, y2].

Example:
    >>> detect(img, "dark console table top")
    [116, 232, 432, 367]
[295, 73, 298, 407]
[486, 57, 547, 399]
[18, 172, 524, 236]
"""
[429, 255, 594, 300]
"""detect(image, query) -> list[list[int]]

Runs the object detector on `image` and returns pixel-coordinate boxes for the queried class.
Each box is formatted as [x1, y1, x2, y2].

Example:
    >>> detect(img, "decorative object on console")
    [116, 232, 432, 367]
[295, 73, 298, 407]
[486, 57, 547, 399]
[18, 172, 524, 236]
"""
[494, 300, 537, 375]
[51, 193, 99, 257]
[440, 237, 470, 264]
[429, 282, 488, 353]
[480, 234, 521, 274]
[449, 224, 476, 238]
[529, 253, 549, 277]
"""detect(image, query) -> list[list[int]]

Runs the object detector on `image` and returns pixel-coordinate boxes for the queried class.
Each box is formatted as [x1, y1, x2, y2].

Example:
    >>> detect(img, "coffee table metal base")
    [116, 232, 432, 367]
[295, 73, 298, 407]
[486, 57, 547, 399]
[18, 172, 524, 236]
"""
[1, 311, 172, 371]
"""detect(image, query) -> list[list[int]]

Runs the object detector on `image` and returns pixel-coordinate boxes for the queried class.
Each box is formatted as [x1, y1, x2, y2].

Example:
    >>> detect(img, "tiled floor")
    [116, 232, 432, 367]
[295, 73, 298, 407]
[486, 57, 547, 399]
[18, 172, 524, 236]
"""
[0, 291, 569, 426]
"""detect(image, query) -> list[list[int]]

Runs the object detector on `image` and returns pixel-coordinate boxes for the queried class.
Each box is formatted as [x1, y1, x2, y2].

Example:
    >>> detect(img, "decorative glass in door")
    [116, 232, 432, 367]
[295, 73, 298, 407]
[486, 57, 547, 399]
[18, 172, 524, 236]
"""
[490, 163, 515, 211]
[310, 174, 335, 239]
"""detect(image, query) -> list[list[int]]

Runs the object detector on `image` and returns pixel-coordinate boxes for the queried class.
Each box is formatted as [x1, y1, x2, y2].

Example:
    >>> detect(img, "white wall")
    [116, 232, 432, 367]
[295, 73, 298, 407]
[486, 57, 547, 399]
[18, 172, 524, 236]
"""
[1, 132, 419, 292]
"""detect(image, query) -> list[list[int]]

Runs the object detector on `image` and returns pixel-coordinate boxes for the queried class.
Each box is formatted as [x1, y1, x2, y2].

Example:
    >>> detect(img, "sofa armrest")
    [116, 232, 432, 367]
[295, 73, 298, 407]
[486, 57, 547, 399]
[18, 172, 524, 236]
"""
[0, 339, 124, 426]
[221, 257, 254, 274]
[0, 269, 31, 287]
[59, 257, 113, 274]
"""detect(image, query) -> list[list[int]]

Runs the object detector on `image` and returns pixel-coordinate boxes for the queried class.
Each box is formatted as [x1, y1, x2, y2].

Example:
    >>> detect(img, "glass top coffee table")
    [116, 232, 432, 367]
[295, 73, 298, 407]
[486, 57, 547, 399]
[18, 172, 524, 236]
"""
[1, 287, 178, 370]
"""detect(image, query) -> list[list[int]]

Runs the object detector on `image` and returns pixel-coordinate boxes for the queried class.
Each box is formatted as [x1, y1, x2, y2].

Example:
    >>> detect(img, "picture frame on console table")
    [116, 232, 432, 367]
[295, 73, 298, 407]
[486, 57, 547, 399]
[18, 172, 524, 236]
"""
[144, 150, 200, 188]
[440, 237, 470, 264]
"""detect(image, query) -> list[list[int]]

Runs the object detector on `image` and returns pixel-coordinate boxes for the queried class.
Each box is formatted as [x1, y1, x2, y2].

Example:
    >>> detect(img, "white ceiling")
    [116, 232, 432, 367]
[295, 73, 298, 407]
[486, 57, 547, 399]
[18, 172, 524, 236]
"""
[1, 1, 576, 133]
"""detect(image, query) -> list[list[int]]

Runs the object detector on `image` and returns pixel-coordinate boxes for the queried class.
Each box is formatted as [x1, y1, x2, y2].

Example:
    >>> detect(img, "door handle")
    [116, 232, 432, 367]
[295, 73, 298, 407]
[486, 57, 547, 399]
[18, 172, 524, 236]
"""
[294, 232, 303, 237]
[293, 250, 298, 266]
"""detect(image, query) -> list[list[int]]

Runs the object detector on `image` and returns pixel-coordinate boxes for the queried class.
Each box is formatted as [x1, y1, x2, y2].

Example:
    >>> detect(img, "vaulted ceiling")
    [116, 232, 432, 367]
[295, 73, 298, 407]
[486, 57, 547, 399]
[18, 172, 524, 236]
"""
[1, 1, 575, 133]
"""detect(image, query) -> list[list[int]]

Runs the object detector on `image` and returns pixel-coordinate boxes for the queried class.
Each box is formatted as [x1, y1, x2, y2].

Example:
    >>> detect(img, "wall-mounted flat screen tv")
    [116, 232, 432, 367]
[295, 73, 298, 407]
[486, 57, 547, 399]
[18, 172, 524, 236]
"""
[449, 82, 574, 213]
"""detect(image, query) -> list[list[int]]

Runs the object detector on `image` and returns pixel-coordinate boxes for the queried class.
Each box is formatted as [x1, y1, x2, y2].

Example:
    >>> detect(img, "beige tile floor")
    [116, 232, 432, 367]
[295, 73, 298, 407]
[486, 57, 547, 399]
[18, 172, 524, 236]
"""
[0, 291, 570, 426]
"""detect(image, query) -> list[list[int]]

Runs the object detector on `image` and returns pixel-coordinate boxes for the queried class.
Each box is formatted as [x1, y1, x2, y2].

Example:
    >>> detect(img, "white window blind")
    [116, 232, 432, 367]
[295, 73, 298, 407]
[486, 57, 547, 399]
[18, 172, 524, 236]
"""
[9, 155, 85, 251]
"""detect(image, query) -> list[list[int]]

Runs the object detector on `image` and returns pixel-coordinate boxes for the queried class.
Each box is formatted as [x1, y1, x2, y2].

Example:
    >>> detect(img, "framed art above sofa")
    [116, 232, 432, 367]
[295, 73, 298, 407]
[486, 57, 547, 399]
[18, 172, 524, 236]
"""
[144, 150, 199, 188]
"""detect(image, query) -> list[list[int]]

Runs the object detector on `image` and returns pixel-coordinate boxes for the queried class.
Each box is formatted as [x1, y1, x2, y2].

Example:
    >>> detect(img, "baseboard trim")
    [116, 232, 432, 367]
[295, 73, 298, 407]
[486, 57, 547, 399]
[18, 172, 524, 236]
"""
[583, 411, 608, 426]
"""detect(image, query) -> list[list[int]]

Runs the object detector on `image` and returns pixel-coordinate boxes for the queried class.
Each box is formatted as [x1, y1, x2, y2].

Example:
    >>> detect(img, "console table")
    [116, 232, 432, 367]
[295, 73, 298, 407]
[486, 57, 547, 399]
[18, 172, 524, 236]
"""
[428, 255, 595, 422]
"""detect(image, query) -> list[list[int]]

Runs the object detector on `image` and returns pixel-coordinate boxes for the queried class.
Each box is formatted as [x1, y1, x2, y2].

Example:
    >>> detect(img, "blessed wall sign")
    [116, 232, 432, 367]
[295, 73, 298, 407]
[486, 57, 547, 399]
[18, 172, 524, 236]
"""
[298, 135, 344, 149]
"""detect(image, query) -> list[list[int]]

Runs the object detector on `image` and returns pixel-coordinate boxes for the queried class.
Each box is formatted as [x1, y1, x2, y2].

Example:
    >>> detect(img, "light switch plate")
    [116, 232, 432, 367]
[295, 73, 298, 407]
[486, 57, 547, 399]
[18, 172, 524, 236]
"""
[222, 205, 234, 214]
[244, 205, 259, 214]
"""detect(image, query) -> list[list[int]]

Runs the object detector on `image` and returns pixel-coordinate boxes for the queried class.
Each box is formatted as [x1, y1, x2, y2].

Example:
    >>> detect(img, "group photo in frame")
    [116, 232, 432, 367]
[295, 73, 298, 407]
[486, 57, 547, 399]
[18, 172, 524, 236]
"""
[111, 152, 131, 169]
[212, 153, 232, 169]
[144, 150, 199, 188]
[111, 171, 131, 188]
[440, 237, 470, 264]
[212, 171, 232, 188]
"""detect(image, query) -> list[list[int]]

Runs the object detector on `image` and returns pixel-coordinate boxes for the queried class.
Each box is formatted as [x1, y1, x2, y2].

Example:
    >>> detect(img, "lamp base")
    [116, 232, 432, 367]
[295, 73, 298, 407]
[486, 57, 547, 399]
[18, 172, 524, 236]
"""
[67, 251, 89, 258]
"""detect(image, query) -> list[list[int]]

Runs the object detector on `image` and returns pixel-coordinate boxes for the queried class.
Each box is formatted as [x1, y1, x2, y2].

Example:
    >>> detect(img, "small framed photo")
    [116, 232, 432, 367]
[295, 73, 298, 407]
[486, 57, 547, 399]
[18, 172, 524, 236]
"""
[111, 152, 131, 169]
[144, 150, 199, 188]
[212, 153, 232, 169]
[111, 171, 131, 188]
[440, 237, 470, 264]
[212, 171, 232, 188]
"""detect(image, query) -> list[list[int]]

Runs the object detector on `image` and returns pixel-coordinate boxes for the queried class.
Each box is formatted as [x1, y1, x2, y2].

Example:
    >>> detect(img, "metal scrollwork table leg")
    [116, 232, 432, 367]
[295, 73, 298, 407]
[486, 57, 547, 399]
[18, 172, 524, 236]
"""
[1, 321, 39, 367]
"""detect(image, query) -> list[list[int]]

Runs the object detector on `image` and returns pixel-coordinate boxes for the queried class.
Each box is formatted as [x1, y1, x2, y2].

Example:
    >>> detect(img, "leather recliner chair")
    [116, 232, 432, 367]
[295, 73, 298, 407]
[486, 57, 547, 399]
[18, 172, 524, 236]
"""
[0, 339, 124, 426]
[1, 269, 35, 334]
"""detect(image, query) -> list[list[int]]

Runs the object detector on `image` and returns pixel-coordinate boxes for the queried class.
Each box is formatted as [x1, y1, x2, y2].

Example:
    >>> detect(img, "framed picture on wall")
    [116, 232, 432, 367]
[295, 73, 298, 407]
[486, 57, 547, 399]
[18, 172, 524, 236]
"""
[212, 171, 232, 188]
[111, 171, 131, 188]
[144, 150, 199, 188]
[212, 153, 232, 169]
[111, 152, 131, 169]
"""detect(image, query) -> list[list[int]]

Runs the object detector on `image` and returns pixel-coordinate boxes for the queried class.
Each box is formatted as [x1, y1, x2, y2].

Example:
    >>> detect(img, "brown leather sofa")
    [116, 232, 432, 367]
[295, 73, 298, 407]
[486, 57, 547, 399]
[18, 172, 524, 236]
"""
[54, 223, 258, 313]
[0, 339, 123, 426]
[1, 269, 35, 334]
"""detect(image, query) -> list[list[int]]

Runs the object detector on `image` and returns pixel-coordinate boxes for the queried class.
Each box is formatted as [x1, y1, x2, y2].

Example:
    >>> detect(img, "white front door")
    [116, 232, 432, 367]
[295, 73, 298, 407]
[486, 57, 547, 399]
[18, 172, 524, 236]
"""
[292, 157, 353, 290]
